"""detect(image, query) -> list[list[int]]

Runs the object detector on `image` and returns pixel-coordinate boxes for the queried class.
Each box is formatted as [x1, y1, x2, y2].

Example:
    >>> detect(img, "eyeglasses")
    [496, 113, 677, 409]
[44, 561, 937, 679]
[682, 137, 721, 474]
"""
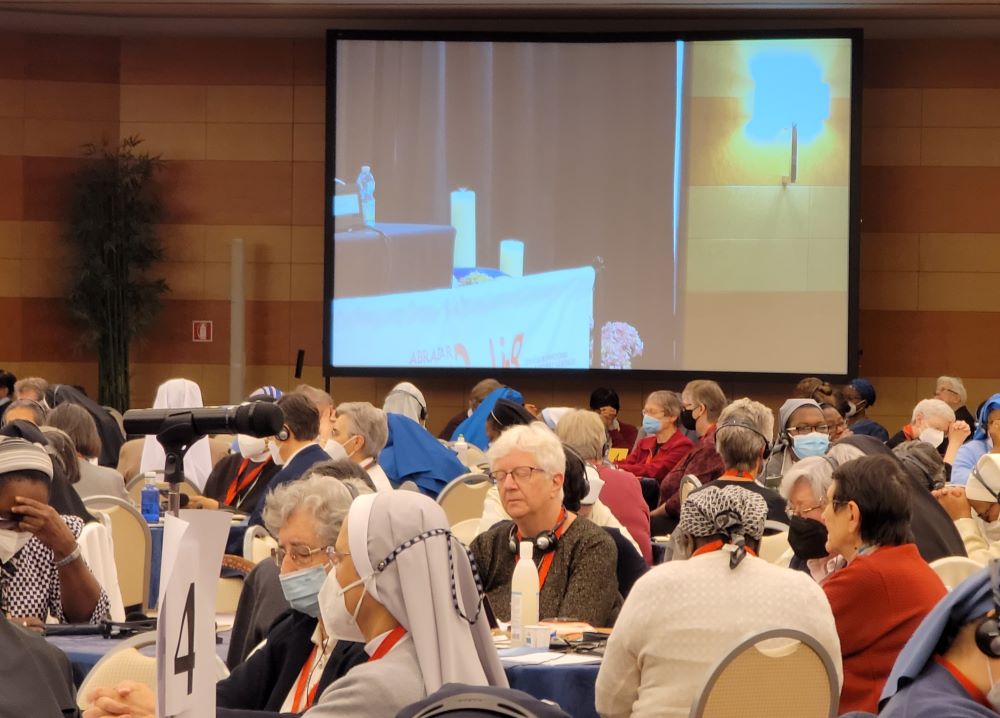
[271, 544, 349, 568]
[936, 388, 960, 397]
[488, 466, 545, 486]
[787, 424, 832, 436]
[785, 502, 825, 518]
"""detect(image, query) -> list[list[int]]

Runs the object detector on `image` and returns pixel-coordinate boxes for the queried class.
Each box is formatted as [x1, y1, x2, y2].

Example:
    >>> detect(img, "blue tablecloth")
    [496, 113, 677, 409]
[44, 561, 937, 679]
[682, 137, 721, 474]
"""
[148, 522, 248, 608]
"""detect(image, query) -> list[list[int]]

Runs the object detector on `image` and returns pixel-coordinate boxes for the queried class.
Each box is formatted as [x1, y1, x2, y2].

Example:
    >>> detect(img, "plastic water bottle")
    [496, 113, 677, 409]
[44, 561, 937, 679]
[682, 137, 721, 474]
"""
[454, 434, 469, 466]
[140, 473, 160, 523]
[510, 541, 539, 646]
[357, 165, 375, 225]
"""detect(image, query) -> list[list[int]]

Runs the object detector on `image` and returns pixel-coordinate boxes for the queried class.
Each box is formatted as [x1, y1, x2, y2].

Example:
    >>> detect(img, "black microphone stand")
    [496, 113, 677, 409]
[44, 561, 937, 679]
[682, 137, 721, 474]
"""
[154, 412, 201, 518]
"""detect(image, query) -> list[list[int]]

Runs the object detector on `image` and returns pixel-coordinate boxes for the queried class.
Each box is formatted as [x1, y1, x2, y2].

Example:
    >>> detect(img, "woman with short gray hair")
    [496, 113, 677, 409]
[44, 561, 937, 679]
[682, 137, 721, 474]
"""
[780, 455, 838, 582]
[331, 402, 392, 492]
[615, 390, 693, 482]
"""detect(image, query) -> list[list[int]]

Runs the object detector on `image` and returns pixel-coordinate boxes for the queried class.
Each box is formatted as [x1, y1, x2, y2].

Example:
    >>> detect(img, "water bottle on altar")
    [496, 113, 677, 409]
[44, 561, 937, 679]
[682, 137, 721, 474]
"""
[357, 165, 375, 226]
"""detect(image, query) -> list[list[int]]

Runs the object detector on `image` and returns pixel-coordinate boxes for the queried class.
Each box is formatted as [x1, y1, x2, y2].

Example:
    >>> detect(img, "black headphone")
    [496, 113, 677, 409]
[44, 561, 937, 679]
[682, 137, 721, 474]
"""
[508, 512, 565, 555]
[715, 419, 772, 457]
[975, 560, 1000, 657]
[276, 424, 290, 442]
[560, 444, 591, 513]
[821, 454, 840, 471]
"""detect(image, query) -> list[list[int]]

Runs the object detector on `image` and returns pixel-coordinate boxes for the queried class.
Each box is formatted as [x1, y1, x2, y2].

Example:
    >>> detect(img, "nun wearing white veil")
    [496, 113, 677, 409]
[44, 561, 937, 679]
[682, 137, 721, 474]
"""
[307, 490, 507, 717]
[138, 378, 214, 491]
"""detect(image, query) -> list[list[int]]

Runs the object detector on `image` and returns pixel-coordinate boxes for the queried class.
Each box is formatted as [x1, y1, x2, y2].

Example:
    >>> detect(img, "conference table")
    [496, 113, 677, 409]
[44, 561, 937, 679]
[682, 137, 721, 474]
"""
[49, 633, 602, 718]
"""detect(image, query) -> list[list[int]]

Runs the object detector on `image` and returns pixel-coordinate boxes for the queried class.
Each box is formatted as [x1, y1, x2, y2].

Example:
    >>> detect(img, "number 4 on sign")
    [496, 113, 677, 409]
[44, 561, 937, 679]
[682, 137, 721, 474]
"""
[175, 583, 196, 694]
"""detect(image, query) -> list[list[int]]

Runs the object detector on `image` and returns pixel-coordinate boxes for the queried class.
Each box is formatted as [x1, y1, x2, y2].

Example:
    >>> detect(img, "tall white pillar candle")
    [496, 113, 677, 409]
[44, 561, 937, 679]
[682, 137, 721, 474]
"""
[451, 188, 477, 269]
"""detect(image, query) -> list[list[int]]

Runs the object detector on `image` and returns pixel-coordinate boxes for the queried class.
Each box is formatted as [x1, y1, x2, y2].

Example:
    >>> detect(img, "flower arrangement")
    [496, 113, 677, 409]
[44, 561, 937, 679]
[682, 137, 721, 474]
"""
[601, 321, 644, 369]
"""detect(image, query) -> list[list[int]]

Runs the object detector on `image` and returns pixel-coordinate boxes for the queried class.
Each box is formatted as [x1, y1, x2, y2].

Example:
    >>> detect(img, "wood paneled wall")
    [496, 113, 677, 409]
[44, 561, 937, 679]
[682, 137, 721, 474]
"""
[1, 32, 999, 437]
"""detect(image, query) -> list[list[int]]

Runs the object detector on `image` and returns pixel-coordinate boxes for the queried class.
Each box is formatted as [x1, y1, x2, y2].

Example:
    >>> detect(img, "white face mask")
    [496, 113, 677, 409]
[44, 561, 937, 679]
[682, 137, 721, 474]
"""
[318, 569, 368, 643]
[846, 401, 860, 418]
[269, 440, 285, 466]
[237, 434, 269, 462]
[0, 529, 32, 563]
[918, 427, 945, 448]
[981, 516, 1000, 543]
[323, 438, 349, 461]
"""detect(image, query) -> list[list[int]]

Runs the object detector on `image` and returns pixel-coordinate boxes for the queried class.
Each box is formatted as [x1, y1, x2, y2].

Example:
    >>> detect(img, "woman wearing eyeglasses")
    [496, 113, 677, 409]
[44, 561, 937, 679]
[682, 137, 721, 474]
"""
[470, 422, 622, 627]
[820, 454, 946, 715]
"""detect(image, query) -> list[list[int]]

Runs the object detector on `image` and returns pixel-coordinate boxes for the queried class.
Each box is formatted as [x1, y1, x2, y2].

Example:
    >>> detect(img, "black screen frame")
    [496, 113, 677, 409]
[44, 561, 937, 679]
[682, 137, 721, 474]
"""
[323, 27, 863, 385]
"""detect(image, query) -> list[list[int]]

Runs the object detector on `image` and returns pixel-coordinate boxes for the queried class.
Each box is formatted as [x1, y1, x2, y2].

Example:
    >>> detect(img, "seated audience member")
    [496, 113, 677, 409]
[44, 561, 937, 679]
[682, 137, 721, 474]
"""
[762, 398, 830, 482]
[556, 409, 652, 564]
[935, 375, 977, 443]
[379, 413, 466, 498]
[88, 491, 507, 718]
[0, 437, 109, 628]
[0, 369, 14, 420]
[653, 379, 727, 535]
[45, 403, 128, 502]
[615, 391, 693, 482]
[887, 398, 971, 466]
[88, 474, 370, 715]
[793, 376, 837, 405]
[485, 398, 536, 445]
[37, 426, 99, 524]
[953, 394, 1000, 486]
[596, 486, 842, 718]
[2, 399, 46, 427]
[590, 387, 638, 451]
[135, 378, 215, 490]
[330, 401, 392, 492]
[895, 439, 949, 492]
[14, 376, 48, 404]
[0, 612, 79, 716]
[471, 423, 622, 627]
[780, 455, 838, 583]
[453, 385, 524, 449]
[382, 381, 427, 427]
[822, 400, 852, 443]
[46, 383, 125, 468]
[438, 378, 502, 442]
[830, 436, 967, 563]
[695, 398, 788, 524]
[842, 377, 890, 442]
[879, 565, 1000, 717]
[248, 394, 329, 526]
[821, 454, 946, 714]
[934, 454, 1000, 565]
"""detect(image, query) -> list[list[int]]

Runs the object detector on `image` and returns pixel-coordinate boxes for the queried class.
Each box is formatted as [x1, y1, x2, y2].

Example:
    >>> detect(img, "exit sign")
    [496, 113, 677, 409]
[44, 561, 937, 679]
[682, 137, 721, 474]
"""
[192, 320, 213, 343]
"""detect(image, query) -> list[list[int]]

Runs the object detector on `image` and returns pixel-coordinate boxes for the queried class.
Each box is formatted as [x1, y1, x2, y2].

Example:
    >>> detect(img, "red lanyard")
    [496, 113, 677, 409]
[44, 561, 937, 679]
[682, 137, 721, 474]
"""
[368, 626, 407, 662]
[692, 539, 758, 558]
[517, 509, 569, 590]
[291, 645, 321, 712]
[721, 469, 756, 480]
[225, 459, 269, 506]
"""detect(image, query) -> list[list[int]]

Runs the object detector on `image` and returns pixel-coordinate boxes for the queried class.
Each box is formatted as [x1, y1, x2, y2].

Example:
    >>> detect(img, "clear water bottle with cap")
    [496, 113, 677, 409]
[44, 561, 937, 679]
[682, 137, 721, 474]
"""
[140, 472, 160, 523]
[357, 165, 375, 226]
[510, 541, 539, 646]
[454, 434, 469, 466]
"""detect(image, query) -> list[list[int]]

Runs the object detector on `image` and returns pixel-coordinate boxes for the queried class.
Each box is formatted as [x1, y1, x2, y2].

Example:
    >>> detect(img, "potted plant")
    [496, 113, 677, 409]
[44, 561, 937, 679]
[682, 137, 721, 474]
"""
[65, 136, 169, 412]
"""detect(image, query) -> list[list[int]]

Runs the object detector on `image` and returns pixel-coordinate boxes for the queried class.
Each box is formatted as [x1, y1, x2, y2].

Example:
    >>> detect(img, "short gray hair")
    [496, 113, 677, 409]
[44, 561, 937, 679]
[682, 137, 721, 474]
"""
[647, 390, 682, 418]
[293, 384, 335, 411]
[779, 455, 835, 502]
[826, 442, 866, 465]
[14, 377, 48, 401]
[936, 376, 967, 404]
[553, 409, 606, 461]
[262, 474, 357, 545]
[304, 458, 377, 494]
[3, 399, 47, 426]
[488, 422, 566, 477]
[335, 402, 388, 459]
[894, 440, 947, 491]
[715, 398, 774, 472]
[912, 398, 955, 425]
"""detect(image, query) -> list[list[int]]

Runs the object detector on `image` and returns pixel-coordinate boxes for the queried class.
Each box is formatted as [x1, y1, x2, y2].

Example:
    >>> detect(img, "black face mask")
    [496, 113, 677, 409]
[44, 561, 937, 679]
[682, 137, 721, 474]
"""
[679, 408, 698, 432]
[787, 515, 829, 560]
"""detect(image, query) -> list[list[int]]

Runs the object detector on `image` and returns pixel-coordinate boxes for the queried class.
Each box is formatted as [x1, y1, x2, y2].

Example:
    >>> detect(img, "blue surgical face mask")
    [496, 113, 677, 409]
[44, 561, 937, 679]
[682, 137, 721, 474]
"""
[642, 414, 663, 435]
[278, 564, 328, 618]
[792, 432, 830, 458]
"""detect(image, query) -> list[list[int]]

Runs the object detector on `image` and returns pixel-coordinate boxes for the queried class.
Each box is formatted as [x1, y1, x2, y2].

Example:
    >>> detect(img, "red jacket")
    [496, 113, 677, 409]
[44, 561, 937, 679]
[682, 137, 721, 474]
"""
[823, 543, 946, 714]
[658, 426, 726, 518]
[596, 464, 652, 565]
[615, 431, 694, 482]
[609, 421, 638, 451]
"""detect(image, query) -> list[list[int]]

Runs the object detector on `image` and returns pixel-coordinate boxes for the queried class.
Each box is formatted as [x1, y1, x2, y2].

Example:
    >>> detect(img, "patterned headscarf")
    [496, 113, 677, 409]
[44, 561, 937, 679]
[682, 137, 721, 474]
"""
[679, 485, 768, 569]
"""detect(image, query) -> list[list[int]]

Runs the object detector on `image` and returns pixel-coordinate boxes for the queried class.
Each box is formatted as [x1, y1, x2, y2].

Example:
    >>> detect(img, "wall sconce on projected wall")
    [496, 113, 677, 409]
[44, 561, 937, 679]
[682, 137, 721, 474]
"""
[745, 51, 831, 186]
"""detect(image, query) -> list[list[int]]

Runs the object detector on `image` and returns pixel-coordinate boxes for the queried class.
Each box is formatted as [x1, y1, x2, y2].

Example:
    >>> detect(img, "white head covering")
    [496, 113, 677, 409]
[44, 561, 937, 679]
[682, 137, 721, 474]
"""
[383, 382, 427, 424]
[540, 407, 572, 430]
[346, 491, 507, 693]
[967, 453, 1000, 504]
[139, 378, 214, 491]
[581, 465, 604, 506]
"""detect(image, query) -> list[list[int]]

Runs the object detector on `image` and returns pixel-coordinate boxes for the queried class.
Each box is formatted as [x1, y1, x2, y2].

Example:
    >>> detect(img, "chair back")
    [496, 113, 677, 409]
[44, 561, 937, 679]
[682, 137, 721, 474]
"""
[437, 473, 491, 526]
[77, 521, 126, 622]
[689, 628, 839, 718]
[242, 524, 278, 564]
[450, 517, 481, 546]
[758, 521, 790, 564]
[125, 473, 201, 506]
[679, 474, 702, 503]
[78, 631, 229, 710]
[83, 495, 151, 613]
[930, 555, 985, 590]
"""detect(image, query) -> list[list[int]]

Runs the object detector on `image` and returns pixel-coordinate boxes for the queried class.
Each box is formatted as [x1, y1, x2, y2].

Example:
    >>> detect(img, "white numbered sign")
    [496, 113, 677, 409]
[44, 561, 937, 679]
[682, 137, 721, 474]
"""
[156, 510, 230, 718]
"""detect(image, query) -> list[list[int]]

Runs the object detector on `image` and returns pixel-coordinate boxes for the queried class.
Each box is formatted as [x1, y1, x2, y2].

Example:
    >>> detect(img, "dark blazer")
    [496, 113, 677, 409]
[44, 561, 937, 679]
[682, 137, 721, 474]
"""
[249, 444, 332, 526]
[0, 616, 79, 716]
[217, 610, 367, 716]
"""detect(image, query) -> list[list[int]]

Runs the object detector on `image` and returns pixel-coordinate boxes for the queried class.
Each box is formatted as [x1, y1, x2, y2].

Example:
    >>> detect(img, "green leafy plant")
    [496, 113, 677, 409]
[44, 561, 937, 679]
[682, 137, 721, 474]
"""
[65, 136, 169, 411]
